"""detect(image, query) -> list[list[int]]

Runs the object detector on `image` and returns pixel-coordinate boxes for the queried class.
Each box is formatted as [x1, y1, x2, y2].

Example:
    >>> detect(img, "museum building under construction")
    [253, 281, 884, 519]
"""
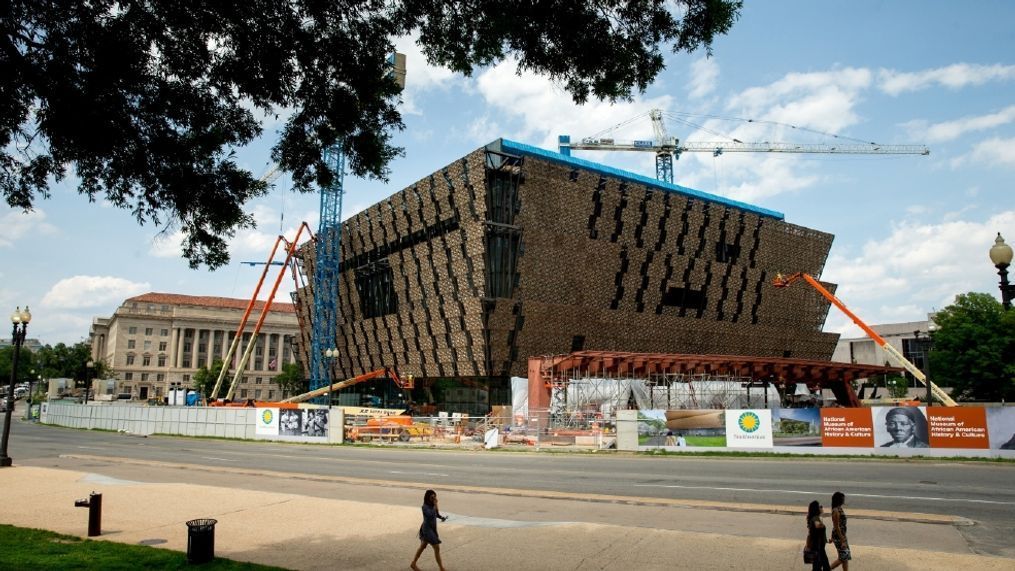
[294, 139, 843, 412]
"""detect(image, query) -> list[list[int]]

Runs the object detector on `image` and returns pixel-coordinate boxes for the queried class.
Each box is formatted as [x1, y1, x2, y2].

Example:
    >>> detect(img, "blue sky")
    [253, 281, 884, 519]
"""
[4, 1, 1014, 346]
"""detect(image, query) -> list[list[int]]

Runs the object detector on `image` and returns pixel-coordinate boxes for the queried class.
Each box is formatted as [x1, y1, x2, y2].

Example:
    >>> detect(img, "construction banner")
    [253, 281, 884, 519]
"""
[986, 408, 1015, 450]
[725, 409, 773, 448]
[928, 407, 989, 449]
[773, 408, 822, 446]
[255, 407, 279, 436]
[820, 408, 874, 447]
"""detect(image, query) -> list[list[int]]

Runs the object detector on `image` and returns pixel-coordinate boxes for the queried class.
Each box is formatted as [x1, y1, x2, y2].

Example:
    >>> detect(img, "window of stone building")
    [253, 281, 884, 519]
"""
[145, 327, 153, 336]
[129, 326, 137, 334]
[142, 355, 151, 367]
[141, 373, 149, 381]
[183, 374, 190, 382]
[126, 355, 135, 366]
[255, 344, 263, 356]
[156, 373, 164, 382]
[158, 356, 167, 367]
[127, 340, 135, 349]
[255, 389, 262, 399]
[159, 341, 167, 352]
[255, 377, 262, 384]
[125, 373, 133, 381]
[144, 340, 152, 350]
[161, 328, 169, 336]
[182, 359, 191, 368]
[241, 389, 248, 398]
[268, 390, 274, 400]
[183, 342, 191, 352]
[198, 343, 206, 353]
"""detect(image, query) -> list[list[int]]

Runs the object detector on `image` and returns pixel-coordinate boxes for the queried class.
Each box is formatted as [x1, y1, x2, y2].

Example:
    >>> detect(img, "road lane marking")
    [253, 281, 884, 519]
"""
[202, 457, 237, 462]
[633, 483, 1015, 506]
[76, 446, 104, 450]
[389, 470, 448, 477]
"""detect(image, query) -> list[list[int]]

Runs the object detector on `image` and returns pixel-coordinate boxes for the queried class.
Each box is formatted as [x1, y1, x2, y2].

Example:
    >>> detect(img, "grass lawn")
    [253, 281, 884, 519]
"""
[0, 525, 286, 570]
[684, 436, 727, 447]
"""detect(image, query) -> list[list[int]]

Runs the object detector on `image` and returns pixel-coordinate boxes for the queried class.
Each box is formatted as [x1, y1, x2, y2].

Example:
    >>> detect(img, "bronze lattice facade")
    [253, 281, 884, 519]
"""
[295, 139, 839, 381]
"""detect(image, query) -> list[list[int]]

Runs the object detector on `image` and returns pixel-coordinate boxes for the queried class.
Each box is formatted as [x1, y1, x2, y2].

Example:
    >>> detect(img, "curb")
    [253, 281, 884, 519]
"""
[58, 454, 972, 527]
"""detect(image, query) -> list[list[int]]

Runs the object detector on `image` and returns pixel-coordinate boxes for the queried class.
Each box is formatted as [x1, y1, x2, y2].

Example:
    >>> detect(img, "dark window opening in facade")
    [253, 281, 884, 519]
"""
[485, 228, 520, 299]
[661, 287, 707, 311]
[715, 241, 741, 264]
[571, 335, 586, 352]
[355, 260, 398, 318]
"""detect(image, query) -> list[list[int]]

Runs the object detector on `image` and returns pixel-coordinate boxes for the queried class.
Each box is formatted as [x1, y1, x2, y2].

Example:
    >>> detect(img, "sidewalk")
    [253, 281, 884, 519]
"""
[1, 465, 1011, 570]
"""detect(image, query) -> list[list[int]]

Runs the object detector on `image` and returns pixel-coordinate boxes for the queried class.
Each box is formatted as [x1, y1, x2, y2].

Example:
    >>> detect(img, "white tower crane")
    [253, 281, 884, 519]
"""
[559, 109, 930, 184]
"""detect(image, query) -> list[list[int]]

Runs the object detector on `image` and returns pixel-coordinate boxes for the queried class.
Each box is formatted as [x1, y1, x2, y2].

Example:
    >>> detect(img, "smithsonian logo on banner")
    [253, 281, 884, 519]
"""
[725, 409, 773, 448]
[255, 407, 280, 436]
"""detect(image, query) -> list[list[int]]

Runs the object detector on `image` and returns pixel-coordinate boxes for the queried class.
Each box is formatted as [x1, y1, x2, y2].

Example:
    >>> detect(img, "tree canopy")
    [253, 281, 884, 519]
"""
[0, 341, 105, 385]
[273, 361, 307, 398]
[929, 292, 1015, 402]
[191, 359, 225, 397]
[3, 0, 742, 268]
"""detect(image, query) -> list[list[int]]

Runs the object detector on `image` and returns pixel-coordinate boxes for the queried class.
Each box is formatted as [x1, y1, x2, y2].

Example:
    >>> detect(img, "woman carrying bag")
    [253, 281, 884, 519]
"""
[805, 500, 831, 571]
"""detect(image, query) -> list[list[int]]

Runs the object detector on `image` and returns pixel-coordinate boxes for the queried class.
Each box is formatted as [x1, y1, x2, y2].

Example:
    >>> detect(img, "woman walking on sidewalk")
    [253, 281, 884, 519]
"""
[806, 500, 831, 571]
[829, 492, 851, 570]
[411, 489, 448, 571]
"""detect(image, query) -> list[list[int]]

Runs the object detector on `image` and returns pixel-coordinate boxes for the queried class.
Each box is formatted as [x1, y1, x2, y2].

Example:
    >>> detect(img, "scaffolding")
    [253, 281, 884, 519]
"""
[548, 372, 778, 427]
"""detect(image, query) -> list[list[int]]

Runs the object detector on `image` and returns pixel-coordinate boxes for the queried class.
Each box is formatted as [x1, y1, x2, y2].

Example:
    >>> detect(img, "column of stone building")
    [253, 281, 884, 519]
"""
[276, 333, 285, 369]
[205, 328, 214, 369]
[174, 327, 185, 369]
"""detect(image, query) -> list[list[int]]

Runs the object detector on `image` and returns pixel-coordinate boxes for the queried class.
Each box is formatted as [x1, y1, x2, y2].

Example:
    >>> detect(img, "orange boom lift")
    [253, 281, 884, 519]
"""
[772, 272, 957, 407]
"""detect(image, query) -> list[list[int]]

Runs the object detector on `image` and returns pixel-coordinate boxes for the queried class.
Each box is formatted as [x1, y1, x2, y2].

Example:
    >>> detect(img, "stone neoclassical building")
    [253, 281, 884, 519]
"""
[90, 293, 299, 401]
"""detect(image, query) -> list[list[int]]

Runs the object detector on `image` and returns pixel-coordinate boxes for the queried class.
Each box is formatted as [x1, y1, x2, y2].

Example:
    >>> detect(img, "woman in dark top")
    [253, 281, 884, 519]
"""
[830, 492, 851, 570]
[806, 500, 831, 571]
[411, 489, 448, 571]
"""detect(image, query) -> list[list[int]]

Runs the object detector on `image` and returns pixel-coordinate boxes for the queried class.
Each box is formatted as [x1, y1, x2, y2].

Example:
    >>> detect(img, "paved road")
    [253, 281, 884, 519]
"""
[9, 421, 1015, 556]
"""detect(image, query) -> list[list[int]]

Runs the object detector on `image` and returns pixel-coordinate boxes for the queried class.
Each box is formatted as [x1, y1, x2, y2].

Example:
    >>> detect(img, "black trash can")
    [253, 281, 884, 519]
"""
[186, 518, 217, 564]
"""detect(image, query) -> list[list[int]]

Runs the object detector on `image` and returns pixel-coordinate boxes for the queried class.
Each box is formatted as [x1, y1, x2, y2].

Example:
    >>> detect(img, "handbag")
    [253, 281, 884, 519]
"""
[802, 536, 815, 564]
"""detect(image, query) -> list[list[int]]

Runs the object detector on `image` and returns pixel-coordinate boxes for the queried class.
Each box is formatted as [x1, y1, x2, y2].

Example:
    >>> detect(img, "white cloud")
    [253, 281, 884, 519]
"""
[879, 63, 1015, 96]
[822, 211, 1015, 330]
[903, 105, 1015, 143]
[949, 137, 1015, 169]
[0, 209, 58, 248]
[474, 56, 674, 150]
[41, 276, 150, 309]
[726, 68, 872, 133]
[688, 57, 719, 99]
[392, 35, 465, 115]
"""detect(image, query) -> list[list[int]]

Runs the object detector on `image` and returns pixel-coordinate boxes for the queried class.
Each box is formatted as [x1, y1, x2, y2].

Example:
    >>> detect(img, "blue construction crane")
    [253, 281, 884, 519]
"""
[309, 145, 344, 399]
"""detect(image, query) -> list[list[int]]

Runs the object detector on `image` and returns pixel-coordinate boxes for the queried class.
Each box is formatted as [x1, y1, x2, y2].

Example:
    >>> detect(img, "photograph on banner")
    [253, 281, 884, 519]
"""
[873, 407, 929, 448]
[773, 408, 822, 446]
[279, 409, 303, 436]
[927, 407, 989, 449]
[821, 408, 874, 447]
[255, 407, 279, 436]
[666, 410, 726, 447]
[725, 409, 773, 447]
[986, 407, 1015, 450]
[637, 410, 726, 447]
[302, 409, 329, 437]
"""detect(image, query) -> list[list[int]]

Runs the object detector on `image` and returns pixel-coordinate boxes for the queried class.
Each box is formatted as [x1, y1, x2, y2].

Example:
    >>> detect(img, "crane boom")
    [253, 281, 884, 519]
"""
[772, 272, 956, 407]
[563, 139, 930, 156]
[559, 108, 929, 183]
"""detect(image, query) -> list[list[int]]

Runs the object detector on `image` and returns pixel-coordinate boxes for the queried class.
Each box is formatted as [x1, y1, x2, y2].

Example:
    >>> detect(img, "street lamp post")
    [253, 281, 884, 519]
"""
[323, 348, 338, 407]
[1, 306, 32, 467]
[84, 360, 95, 404]
[913, 328, 935, 406]
[989, 233, 1014, 310]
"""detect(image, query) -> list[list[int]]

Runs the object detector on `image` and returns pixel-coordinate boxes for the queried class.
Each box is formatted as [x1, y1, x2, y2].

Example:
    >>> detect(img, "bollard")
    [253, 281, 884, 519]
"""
[73, 491, 102, 537]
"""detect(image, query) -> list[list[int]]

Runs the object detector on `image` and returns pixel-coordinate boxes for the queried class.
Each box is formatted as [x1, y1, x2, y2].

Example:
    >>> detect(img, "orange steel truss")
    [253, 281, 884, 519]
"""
[528, 351, 903, 412]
